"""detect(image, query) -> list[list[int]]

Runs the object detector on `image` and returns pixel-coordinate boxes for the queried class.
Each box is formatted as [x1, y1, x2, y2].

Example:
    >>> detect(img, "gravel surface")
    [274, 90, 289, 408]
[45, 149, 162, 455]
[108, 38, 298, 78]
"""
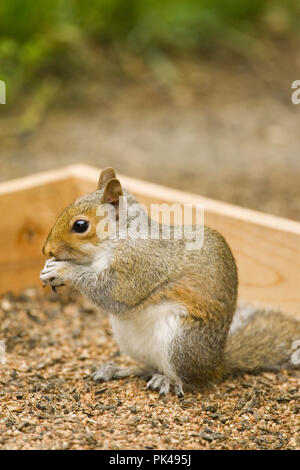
[0, 288, 299, 450]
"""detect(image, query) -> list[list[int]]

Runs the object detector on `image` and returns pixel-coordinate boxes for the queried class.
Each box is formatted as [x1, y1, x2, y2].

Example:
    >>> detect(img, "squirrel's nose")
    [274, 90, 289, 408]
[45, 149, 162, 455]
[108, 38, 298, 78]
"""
[43, 241, 55, 258]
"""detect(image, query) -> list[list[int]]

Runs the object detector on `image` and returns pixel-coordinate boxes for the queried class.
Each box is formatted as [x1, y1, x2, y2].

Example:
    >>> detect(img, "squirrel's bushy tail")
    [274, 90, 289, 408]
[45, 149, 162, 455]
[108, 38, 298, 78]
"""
[224, 305, 300, 374]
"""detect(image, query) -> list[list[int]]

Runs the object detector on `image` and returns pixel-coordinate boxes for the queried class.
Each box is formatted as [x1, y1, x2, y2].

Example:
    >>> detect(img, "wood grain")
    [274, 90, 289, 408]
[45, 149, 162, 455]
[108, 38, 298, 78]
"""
[0, 164, 299, 317]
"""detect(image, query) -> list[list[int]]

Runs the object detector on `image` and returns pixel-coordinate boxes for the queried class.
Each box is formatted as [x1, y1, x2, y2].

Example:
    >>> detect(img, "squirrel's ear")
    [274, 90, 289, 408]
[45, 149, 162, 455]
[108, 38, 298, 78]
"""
[97, 167, 117, 190]
[102, 178, 123, 205]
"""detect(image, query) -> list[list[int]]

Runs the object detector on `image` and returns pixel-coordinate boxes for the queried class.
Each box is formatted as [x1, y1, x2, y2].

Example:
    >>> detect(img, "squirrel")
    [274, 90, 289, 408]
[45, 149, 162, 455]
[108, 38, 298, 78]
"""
[40, 167, 300, 396]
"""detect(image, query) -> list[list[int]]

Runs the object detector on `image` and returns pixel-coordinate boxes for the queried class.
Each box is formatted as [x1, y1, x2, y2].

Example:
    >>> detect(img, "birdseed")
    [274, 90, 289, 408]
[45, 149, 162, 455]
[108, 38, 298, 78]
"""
[0, 288, 299, 450]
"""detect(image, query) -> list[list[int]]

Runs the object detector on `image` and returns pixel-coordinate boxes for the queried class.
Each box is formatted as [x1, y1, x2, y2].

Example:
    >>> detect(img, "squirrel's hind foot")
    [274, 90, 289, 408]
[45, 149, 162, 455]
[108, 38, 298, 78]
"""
[92, 364, 184, 397]
[91, 362, 148, 382]
[146, 374, 184, 397]
[173, 382, 184, 397]
[92, 362, 119, 382]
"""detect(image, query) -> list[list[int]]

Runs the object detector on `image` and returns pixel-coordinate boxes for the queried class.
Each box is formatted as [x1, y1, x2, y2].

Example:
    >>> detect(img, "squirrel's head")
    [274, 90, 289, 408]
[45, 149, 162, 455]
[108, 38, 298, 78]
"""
[42, 167, 123, 264]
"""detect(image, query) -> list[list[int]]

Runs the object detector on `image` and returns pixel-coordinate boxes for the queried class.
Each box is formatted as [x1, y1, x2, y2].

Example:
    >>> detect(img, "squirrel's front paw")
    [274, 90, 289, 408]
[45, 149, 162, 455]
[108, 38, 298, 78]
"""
[40, 258, 69, 288]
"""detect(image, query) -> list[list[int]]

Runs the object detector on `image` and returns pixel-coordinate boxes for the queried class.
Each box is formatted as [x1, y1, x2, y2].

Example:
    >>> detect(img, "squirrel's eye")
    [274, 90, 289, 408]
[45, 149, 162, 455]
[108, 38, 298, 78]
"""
[72, 220, 89, 234]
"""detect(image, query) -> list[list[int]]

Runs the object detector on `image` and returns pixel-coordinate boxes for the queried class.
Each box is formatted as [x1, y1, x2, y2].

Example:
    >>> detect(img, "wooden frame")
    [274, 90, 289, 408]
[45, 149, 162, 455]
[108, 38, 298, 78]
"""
[0, 164, 299, 317]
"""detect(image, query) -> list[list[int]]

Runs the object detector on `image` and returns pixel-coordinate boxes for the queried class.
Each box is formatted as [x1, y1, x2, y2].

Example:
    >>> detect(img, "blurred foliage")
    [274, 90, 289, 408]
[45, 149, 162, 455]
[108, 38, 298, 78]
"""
[0, 0, 300, 109]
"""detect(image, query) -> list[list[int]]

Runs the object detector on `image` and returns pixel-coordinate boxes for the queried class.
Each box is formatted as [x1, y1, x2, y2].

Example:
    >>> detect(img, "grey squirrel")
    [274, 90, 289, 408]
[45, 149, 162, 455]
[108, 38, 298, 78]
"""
[40, 167, 300, 396]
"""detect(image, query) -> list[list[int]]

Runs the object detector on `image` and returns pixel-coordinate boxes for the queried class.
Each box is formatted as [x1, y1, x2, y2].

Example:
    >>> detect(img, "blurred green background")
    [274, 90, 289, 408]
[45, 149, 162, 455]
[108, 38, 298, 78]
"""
[1, 0, 300, 106]
[1, 0, 300, 221]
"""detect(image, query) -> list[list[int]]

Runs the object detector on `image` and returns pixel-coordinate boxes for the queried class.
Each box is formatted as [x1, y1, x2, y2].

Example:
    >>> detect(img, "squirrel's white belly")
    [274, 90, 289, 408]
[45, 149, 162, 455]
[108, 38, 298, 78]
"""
[109, 301, 187, 381]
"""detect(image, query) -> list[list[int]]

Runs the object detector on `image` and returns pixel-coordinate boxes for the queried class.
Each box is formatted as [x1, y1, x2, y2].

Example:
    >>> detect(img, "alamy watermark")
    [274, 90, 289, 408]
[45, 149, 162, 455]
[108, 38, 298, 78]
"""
[0, 340, 6, 365]
[291, 80, 300, 104]
[0, 80, 6, 104]
[95, 197, 205, 251]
